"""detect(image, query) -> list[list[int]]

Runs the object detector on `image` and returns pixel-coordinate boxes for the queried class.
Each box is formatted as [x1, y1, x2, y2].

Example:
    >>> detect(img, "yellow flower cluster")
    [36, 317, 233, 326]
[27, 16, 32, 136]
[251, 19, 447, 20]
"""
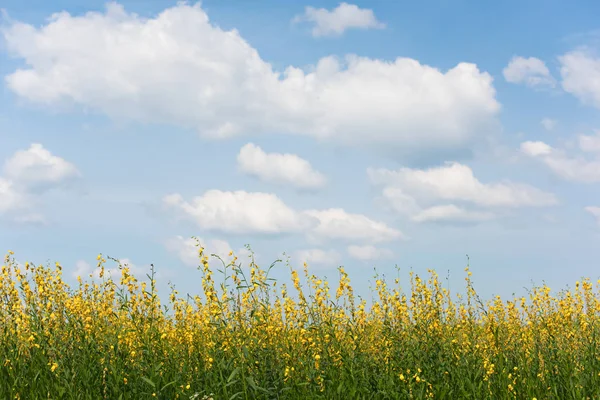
[1, 248, 600, 399]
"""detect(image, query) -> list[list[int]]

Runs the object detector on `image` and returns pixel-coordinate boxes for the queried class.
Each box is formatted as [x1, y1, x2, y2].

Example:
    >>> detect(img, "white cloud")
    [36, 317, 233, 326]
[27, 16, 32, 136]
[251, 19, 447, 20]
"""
[520, 141, 553, 157]
[541, 118, 557, 131]
[72, 260, 93, 279]
[2, 2, 500, 163]
[503, 56, 555, 88]
[369, 162, 557, 209]
[163, 190, 311, 235]
[3, 143, 81, 192]
[294, 248, 341, 266]
[0, 177, 26, 214]
[292, 2, 385, 37]
[164, 235, 249, 267]
[163, 189, 403, 243]
[377, 187, 421, 216]
[165, 236, 210, 267]
[72, 258, 150, 281]
[237, 143, 326, 189]
[0, 143, 81, 221]
[520, 139, 600, 183]
[304, 208, 404, 243]
[559, 49, 600, 109]
[578, 130, 600, 153]
[347, 245, 393, 261]
[585, 206, 600, 224]
[411, 204, 495, 223]
[368, 162, 556, 224]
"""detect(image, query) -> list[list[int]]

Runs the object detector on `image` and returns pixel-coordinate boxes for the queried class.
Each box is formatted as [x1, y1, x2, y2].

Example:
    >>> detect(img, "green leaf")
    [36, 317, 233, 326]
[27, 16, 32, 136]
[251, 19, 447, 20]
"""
[245, 376, 258, 390]
[141, 376, 156, 388]
[154, 362, 164, 373]
[229, 392, 244, 400]
[160, 380, 177, 392]
[227, 367, 240, 383]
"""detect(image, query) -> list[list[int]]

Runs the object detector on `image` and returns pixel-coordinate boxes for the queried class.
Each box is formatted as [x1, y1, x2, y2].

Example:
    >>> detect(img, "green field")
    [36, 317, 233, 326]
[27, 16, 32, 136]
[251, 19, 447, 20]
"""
[1, 249, 599, 399]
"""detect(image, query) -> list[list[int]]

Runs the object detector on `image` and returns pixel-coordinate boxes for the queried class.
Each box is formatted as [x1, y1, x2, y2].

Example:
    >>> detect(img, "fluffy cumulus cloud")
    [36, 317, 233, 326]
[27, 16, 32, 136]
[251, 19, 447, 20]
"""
[2, 2, 500, 163]
[164, 235, 250, 267]
[0, 143, 81, 221]
[503, 56, 556, 88]
[369, 162, 557, 208]
[559, 48, 600, 109]
[163, 190, 403, 243]
[237, 143, 326, 189]
[4, 143, 81, 192]
[346, 245, 393, 261]
[294, 248, 341, 267]
[520, 141, 553, 157]
[520, 132, 600, 183]
[292, 2, 385, 37]
[163, 190, 311, 235]
[368, 162, 557, 223]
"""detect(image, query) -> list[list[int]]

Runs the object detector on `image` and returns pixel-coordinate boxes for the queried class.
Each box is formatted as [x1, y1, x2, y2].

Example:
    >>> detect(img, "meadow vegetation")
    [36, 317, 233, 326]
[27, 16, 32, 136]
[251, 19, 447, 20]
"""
[1, 246, 600, 399]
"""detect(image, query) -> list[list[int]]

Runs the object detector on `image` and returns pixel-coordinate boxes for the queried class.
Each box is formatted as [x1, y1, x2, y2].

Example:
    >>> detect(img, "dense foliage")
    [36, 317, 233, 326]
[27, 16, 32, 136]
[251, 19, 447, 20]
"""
[1, 248, 599, 399]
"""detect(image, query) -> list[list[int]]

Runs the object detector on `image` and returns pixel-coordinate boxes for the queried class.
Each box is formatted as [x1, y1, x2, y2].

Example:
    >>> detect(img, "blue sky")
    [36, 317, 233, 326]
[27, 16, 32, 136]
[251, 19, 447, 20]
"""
[1, 0, 600, 303]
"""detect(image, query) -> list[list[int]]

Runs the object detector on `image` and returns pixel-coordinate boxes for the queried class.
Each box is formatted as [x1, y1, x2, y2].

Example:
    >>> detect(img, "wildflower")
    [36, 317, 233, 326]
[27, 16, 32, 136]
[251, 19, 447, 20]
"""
[49, 362, 58, 373]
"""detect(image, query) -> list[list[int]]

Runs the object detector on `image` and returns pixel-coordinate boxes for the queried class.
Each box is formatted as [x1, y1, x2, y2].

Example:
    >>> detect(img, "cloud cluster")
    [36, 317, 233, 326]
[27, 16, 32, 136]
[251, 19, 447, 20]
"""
[0, 143, 81, 222]
[163, 190, 311, 235]
[520, 131, 600, 183]
[162, 189, 404, 244]
[2, 2, 500, 163]
[292, 2, 385, 37]
[368, 162, 557, 224]
[504, 49, 600, 110]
